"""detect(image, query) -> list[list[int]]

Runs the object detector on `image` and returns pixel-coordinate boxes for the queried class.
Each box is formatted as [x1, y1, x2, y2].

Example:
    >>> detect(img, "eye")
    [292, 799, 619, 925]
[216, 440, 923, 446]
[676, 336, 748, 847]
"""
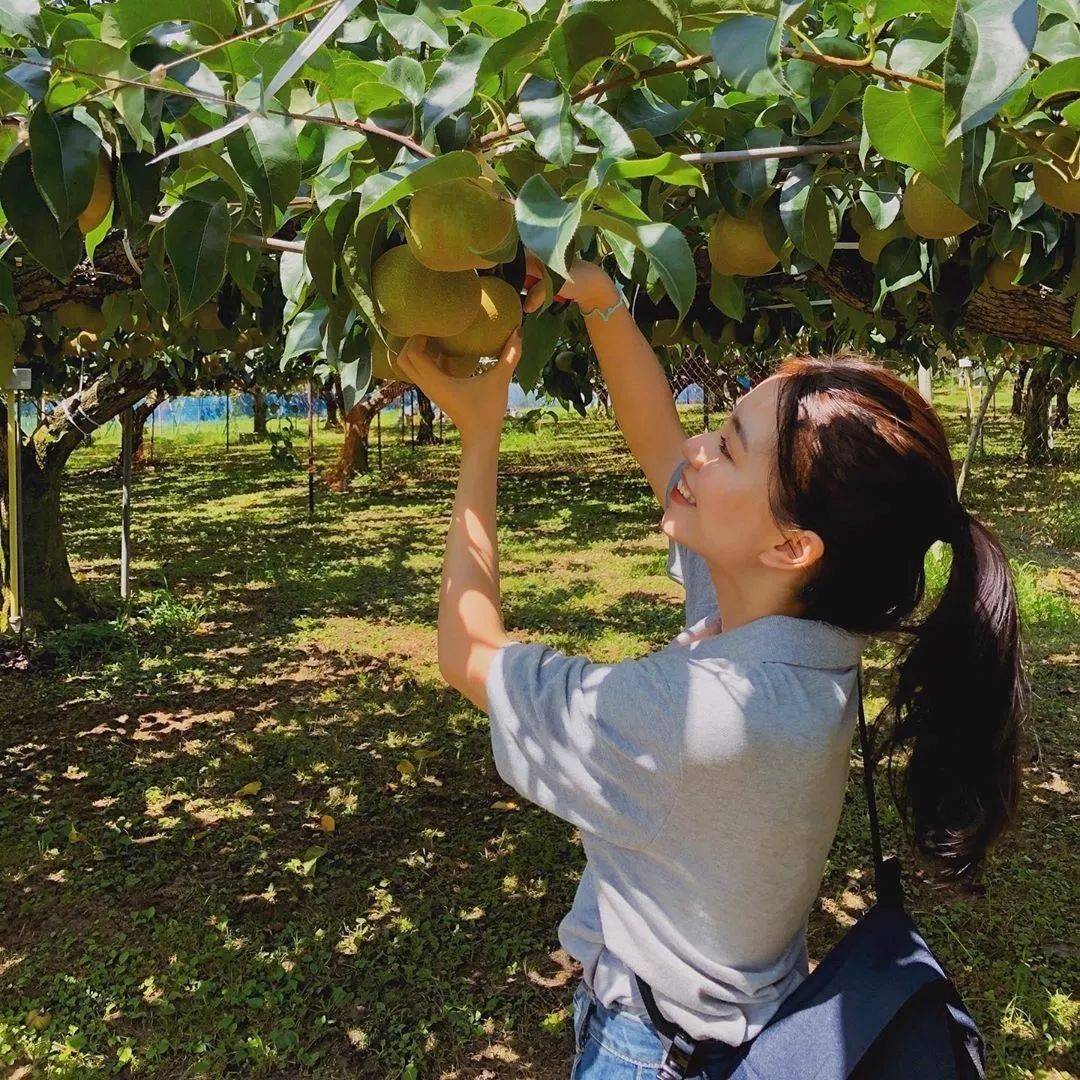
[719, 434, 733, 461]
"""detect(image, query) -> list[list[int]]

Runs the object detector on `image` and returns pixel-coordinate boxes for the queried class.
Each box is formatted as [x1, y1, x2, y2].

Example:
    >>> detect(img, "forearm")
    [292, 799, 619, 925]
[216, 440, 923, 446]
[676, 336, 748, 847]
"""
[437, 431, 511, 709]
[580, 287, 685, 501]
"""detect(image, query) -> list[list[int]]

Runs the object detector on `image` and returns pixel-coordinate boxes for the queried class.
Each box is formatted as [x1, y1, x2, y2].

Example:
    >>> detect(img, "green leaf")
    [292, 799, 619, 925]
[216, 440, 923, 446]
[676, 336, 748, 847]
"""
[142, 230, 171, 314]
[103, 0, 236, 43]
[873, 237, 928, 309]
[729, 127, 784, 198]
[357, 151, 480, 219]
[0, 148, 82, 281]
[709, 272, 745, 320]
[459, 4, 527, 37]
[226, 115, 301, 235]
[609, 153, 704, 188]
[805, 72, 863, 136]
[64, 40, 153, 149]
[421, 34, 493, 133]
[943, 0, 1037, 143]
[520, 79, 575, 166]
[339, 335, 372, 410]
[582, 209, 696, 324]
[385, 56, 427, 105]
[263, 0, 363, 105]
[548, 13, 615, 87]
[282, 306, 328, 364]
[1032, 57, 1080, 100]
[305, 213, 338, 305]
[567, 0, 680, 40]
[573, 102, 635, 158]
[518, 308, 567, 392]
[116, 151, 162, 242]
[863, 84, 963, 200]
[516, 175, 582, 278]
[478, 21, 555, 82]
[779, 165, 837, 267]
[377, 4, 449, 50]
[1071, 293, 1080, 338]
[0, 0, 41, 41]
[1063, 98, 1080, 129]
[27, 105, 100, 227]
[353, 82, 407, 116]
[859, 176, 903, 228]
[165, 198, 231, 318]
[711, 15, 785, 96]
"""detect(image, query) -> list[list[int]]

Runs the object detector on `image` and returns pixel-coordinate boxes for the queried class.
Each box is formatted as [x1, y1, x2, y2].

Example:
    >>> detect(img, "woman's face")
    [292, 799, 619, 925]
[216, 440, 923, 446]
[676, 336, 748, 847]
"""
[662, 376, 793, 572]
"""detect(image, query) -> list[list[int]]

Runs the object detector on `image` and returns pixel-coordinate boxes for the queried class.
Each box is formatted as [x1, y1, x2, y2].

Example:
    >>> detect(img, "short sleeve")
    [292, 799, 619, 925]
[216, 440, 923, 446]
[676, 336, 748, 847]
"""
[664, 463, 719, 629]
[486, 642, 682, 850]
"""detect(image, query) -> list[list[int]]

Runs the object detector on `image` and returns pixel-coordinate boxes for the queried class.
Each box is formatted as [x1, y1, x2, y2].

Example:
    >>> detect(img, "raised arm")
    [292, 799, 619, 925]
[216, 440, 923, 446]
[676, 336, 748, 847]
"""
[534, 260, 686, 506]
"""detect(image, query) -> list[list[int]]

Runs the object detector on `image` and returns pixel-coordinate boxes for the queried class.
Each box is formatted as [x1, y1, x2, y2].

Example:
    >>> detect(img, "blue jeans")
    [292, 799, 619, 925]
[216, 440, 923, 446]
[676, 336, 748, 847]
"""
[569, 980, 746, 1079]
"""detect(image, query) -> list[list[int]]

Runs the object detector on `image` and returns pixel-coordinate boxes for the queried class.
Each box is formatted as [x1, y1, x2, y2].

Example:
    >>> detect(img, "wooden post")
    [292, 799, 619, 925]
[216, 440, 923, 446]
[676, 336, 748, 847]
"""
[376, 406, 383, 470]
[6, 388, 23, 633]
[307, 378, 315, 522]
[120, 405, 133, 601]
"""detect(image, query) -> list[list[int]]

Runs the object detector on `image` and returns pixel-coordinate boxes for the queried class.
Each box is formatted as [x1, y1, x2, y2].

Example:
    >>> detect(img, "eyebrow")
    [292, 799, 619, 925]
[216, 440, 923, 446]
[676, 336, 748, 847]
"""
[731, 409, 749, 452]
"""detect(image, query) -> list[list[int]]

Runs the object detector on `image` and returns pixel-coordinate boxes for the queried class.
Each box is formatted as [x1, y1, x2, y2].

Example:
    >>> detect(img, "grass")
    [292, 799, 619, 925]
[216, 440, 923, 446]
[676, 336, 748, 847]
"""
[0, 380, 1077, 1078]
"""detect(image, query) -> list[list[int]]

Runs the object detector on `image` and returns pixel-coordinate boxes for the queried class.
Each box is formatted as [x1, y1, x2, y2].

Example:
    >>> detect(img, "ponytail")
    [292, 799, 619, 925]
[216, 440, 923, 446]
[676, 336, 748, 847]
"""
[880, 512, 1024, 878]
[770, 352, 1025, 879]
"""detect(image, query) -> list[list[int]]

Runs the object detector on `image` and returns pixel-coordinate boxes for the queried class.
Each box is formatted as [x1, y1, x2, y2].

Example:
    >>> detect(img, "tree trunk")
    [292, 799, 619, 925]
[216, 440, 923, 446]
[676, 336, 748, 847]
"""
[956, 363, 1008, 500]
[323, 381, 408, 491]
[1011, 361, 1029, 416]
[1, 366, 161, 629]
[2, 441, 99, 631]
[252, 389, 268, 438]
[112, 389, 164, 474]
[416, 390, 437, 445]
[1052, 383, 1070, 430]
[322, 376, 343, 431]
[1022, 367, 1053, 466]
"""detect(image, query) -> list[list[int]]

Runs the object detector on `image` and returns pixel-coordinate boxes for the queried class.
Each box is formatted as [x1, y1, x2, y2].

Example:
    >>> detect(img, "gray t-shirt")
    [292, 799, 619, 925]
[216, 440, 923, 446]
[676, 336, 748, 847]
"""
[486, 464, 866, 1044]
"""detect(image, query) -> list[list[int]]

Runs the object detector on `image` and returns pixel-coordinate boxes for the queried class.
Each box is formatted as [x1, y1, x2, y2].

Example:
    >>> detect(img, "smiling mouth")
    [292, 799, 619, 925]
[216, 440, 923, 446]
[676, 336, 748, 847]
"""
[675, 471, 697, 507]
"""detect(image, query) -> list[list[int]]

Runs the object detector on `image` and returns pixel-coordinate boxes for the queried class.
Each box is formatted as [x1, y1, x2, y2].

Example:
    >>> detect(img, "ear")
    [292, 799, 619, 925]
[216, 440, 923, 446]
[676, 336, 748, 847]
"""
[758, 528, 824, 573]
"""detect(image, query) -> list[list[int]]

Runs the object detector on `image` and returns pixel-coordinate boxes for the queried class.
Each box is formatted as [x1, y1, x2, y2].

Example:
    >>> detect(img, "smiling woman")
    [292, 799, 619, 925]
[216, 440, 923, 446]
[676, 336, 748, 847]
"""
[412, 258, 1022, 1078]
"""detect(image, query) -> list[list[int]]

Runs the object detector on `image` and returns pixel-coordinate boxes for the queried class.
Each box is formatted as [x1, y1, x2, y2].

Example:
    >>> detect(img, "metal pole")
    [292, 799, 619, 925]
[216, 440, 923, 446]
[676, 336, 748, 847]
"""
[307, 377, 315, 522]
[376, 406, 382, 470]
[149, 407, 155, 465]
[120, 404, 133, 602]
[6, 390, 23, 633]
[703, 384, 710, 432]
[409, 391, 415, 447]
[438, 407, 443, 442]
[225, 390, 230, 452]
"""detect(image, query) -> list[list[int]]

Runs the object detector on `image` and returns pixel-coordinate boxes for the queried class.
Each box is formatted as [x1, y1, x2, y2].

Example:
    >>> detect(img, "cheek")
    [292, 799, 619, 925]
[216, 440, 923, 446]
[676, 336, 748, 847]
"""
[698, 468, 774, 538]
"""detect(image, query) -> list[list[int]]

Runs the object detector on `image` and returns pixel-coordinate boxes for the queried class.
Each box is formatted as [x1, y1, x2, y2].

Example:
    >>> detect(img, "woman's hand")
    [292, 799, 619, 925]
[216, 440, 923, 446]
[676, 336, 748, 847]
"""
[523, 252, 619, 315]
[395, 332, 522, 446]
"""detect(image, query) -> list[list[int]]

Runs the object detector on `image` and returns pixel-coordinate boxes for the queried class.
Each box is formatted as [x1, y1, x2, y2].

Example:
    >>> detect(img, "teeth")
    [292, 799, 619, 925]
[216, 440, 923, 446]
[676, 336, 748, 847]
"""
[677, 474, 697, 506]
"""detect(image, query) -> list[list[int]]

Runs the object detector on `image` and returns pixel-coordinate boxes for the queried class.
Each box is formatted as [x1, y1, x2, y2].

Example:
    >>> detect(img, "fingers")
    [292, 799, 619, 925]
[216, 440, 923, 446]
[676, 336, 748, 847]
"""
[523, 280, 547, 313]
[395, 336, 447, 385]
[498, 329, 523, 372]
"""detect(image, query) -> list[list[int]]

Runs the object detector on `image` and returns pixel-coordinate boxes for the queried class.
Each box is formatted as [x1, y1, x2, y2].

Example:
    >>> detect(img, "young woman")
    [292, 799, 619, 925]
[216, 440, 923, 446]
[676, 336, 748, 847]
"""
[394, 260, 1023, 1079]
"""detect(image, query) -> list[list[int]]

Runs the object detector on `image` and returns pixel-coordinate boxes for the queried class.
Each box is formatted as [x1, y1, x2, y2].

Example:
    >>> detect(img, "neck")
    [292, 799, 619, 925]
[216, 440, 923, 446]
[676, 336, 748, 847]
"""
[707, 562, 803, 633]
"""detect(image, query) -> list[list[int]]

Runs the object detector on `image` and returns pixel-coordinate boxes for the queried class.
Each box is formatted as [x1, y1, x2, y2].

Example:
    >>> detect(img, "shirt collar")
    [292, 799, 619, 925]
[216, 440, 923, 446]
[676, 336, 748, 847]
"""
[678, 613, 865, 670]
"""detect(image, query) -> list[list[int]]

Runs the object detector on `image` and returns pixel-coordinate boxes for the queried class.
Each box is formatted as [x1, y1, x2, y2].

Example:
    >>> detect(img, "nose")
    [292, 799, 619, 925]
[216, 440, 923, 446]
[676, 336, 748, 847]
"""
[682, 433, 709, 467]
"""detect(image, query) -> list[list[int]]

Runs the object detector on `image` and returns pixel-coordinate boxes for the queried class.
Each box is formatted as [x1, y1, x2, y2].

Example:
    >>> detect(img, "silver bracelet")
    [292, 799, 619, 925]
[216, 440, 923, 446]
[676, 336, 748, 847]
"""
[580, 284, 628, 322]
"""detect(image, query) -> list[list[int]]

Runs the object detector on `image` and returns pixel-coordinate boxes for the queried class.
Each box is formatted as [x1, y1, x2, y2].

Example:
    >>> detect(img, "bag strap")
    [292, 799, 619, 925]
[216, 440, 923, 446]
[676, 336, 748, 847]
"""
[856, 662, 904, 907]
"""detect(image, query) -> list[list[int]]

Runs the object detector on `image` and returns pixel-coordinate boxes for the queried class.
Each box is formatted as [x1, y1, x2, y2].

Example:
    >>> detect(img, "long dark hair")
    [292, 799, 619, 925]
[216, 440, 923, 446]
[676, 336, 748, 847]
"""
[769, 353, 1023, 879]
